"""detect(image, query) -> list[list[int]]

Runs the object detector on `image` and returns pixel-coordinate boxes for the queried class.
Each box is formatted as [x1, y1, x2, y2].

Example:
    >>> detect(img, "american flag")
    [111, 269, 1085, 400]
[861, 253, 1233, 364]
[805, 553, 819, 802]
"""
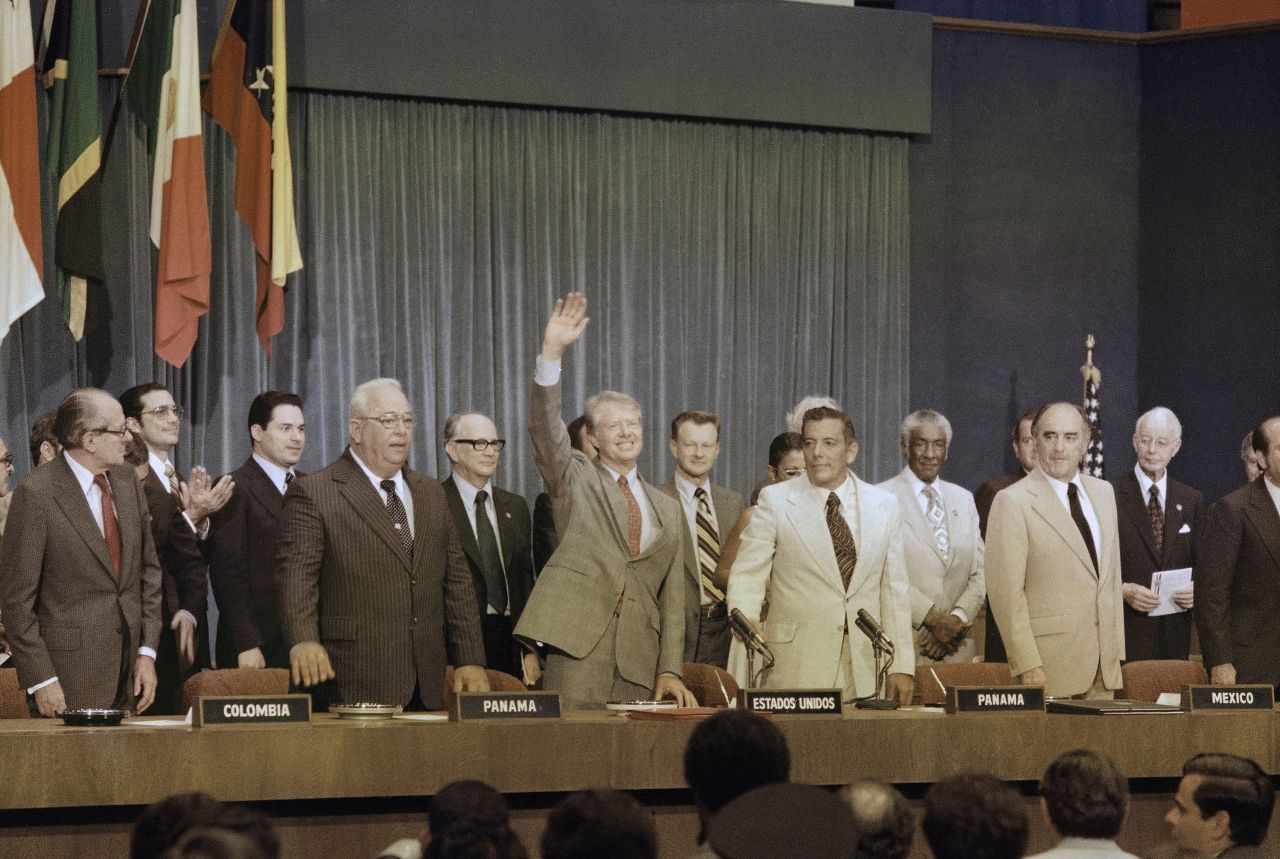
[1083, 369, 1104, 478]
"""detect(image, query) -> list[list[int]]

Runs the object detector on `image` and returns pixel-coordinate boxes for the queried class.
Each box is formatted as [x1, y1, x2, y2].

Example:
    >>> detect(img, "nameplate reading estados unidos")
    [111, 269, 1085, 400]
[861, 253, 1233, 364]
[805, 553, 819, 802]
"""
[452, 691, 561, 721]
[945, 686, 1046, 714]
[1181, 684, 1275, 711]
[196, 694, 311, 726]
[739, 689, 843, 716]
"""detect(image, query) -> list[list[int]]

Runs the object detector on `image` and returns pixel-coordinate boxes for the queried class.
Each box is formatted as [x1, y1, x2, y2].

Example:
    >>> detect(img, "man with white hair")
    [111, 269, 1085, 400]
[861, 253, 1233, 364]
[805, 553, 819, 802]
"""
[1112, 407, 1201, 661]
[276, 378, 489, 709]
[877, 410, 985, 664]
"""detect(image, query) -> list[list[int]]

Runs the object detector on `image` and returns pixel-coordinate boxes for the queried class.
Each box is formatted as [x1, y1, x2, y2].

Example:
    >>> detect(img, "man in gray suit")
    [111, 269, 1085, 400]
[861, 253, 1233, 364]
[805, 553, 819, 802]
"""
[277, 378, 489, 709]
[659, 410, 745, 668]
[514, 293, 695, 708]
[877, 409, 985, 665]
[0, 388, 162, 715]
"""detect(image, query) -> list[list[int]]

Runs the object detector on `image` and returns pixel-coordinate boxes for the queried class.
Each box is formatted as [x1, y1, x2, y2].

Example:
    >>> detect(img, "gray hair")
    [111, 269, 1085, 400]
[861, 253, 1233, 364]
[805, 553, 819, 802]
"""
[786, 396, 840, 434]
[53, 388, 112, 451]
[349, 378, 406, 422]
[1134, 406, 1182, 440]
[900, 409, 953, 448]
[442, 411, 491, 443]
[583, 391, 642, 433]
[1242, 431, 1259, 463]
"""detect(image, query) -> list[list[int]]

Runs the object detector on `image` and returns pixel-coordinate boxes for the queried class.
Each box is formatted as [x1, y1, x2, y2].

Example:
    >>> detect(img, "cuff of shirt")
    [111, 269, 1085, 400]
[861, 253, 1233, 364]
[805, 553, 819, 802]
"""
[28, 676, 58, 695]
[171, 610, 197, 630]
[138, 647, 157, 660]
[950, 607, 969, 624]
[534, 356, 561, 387]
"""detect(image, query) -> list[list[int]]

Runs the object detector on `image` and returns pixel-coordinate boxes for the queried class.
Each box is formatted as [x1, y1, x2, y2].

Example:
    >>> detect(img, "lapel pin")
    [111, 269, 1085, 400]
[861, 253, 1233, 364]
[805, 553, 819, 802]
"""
[1176, 503, 1182, 512]
[504, 512, 511, 519]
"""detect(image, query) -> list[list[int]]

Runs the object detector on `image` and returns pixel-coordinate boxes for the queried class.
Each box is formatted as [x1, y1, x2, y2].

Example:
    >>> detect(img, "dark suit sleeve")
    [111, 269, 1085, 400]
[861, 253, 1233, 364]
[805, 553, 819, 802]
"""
[160, 504, 208, 618]
[134, 478, 165, 654]
[275, 480, 327, 648]
[0, 482, 57, 687]
[531, 492, 557, 576]
[442, 520, 488, 668]
[207, 487, 262, 654]
[1195, 497, 1243, 670]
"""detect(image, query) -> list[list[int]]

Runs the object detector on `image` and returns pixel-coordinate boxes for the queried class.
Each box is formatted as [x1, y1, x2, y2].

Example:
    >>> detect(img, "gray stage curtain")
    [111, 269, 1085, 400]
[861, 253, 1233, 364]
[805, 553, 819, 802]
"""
[2, 89, 910, 501]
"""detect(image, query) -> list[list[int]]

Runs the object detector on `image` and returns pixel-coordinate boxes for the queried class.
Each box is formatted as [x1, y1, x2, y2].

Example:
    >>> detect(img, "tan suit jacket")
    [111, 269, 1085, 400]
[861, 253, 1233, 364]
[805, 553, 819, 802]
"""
[877, 470, 985, 663]
[0, 457, 163, 708]
[726, 473, 914, 695]
[985, 468, 1124, 696]
[514, 381, 685, 685]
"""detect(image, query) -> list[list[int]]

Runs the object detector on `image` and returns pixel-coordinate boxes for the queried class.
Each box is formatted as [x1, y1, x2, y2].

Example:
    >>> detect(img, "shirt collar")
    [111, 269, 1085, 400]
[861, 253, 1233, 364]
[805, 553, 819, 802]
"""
[810, 472, 856, 505]
[674, 472, 709, 502]
[252, 453, 294, 495]
[147, 449, 172, 487]
[452, 473, 493, 509]
[1134, 463, 1168, 500]
[1043, 469, 1084, 494]
[1263, 474, 1280, 511]
[63, 450, 97, 495]
[600, 461, 640, 488]
[904, 466, 938, 498]
[350, 448, 404, 492]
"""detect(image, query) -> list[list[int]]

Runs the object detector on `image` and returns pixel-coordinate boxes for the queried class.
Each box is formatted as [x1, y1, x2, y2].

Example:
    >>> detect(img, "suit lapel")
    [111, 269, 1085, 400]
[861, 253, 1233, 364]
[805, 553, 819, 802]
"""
[1117, 473, 1161, 565]
[1028, 471, 1097, 576]
[596, 463, 638, 556]
[48, 457, 117, 580]
[1245, 479, 1280, 572]
[336, 452, 412, 571]
[785, 482, 845, 592]
[633, 474, 669, 560]
[405, 468, 436, 574]
[1161, 481, 1190, 567]
[108, 467, 138, 589]
[443, 476, 484, 570]
[242, 458, 284, 523]
[494, 490, 517, 571]
[897, 474, 948, 565]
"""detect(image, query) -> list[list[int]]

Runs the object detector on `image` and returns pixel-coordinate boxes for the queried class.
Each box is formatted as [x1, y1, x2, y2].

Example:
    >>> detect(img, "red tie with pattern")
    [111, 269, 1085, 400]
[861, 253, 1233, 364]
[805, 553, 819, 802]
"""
[617, 475, 642, 558]
[1148, 484, 1164, 556]
[93, 474, 122, 582]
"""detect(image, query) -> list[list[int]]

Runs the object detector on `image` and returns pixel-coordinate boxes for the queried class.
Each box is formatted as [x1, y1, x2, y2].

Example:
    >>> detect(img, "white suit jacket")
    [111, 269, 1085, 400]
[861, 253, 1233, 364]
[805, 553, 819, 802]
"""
[877, 469, 986, 663]
[726, 472, 914, 695]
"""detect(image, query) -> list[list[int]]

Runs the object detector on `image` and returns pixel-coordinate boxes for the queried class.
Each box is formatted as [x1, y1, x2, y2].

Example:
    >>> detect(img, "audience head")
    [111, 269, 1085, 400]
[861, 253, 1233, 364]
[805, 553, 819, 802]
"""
[1250, 416, 1280, 485]
[443, 411, 504, 491]
[922, 772, 1029, 859]
[566, 414, 597, 460]
[801, 406, 858, 491]
[425, 818, 526, 859]
[160, 828, 269, 859]
[1132, 407, 1183, 481]
[30, 409, 60, 466]
[1031, 402, 1090, 482]
[1167, 753, 1274, 854]
[348, 378, 414, 479]
[1038, 749, 1128, 840]
[669, 410, 721, 485]
[541, 789, 655, 859]
[786, 396, 839, 434]
[424, 781, 526, 859]
[247, 391, 305, 470]
[766, 431, 805, 483]
[1242, 431, 1264, 482]
[709, 782, 859, 859]
[583, 391, 643, 474]
[428, 781, 510, 840]
[0, 436, 11, 495]
[120, 383, 181, 456]
[840, 780, 915, 859]
[1011, 408, 1039, 473]
[132, 792, 278, 859]
[900, 409, 952, 484]
[684, 710, 790, 828]
[54, 388, 131, 474]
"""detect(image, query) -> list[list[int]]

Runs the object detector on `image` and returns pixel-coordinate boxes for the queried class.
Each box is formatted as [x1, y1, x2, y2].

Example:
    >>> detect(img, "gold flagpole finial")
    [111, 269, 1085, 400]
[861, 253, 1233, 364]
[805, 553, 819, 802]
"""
[1081, 335, 1100, 386]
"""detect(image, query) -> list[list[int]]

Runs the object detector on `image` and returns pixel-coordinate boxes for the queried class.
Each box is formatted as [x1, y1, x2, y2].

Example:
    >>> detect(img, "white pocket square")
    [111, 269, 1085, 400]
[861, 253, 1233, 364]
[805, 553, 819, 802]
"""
[1178, 523, 1191, 534]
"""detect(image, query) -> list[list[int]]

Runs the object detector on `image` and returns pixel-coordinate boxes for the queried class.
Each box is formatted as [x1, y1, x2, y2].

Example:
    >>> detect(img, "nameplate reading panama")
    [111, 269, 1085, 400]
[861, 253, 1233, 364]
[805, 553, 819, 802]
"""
[196, 695, 312, 726]
[946, 686, 1046, 714]
[1182, 685, 1275, 711]
[740, 689, 843, 716]
[453, 692, 562, 721]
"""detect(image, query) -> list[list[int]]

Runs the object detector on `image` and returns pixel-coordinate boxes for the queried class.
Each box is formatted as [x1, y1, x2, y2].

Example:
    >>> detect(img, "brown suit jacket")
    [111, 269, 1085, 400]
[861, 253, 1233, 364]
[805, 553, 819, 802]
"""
[275, 450, 487, 708]
[0, 456, 163, 708]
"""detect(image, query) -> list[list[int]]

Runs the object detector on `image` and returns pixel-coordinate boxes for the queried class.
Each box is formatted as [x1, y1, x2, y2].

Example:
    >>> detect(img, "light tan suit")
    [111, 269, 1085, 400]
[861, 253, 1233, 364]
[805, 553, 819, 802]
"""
[878, 470, 985, 664]
[726, 473, 914, 695]
[985, 468, 1124, 697]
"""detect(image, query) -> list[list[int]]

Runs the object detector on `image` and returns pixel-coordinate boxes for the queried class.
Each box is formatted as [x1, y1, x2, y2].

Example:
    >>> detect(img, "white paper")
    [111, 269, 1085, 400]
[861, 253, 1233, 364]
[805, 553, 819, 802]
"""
[0, 652, 9, 667]
[1157, 692, 1182, 706]
[392, 713, 449, 722]
[1149, 567, 1192, 617]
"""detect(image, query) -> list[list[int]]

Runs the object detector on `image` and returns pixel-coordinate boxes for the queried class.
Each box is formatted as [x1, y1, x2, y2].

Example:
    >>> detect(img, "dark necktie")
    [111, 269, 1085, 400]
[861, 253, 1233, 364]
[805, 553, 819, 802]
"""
[693, 487, 723, 595]
[617, 474, 642, 558]
[1067, 482, 1098, 572]
[474, 490, 508, 614]
[825, 493, 858, 591]
[93, 474, 122, 581]
[1148, 484, 1164, 556]
[284, 471, 294, 488]
[380, 478, 414, 557]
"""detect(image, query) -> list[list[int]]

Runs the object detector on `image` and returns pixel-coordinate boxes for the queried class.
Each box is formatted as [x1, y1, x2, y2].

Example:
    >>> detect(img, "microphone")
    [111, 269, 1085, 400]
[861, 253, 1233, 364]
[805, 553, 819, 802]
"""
[855, 608, 892, 649]
[729, 608, 775, 665]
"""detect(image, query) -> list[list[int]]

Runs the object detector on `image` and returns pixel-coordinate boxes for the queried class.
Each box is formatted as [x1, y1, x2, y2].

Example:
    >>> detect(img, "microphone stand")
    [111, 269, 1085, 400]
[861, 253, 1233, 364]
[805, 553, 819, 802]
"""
[854, 634, 899, 710]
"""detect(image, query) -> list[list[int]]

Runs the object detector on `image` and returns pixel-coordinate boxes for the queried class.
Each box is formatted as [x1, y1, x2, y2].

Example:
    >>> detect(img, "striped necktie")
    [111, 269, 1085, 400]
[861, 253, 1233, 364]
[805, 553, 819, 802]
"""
[825, 493, 858, 591]
[693, 487, 723, 597]
[924, 484, 950, 562]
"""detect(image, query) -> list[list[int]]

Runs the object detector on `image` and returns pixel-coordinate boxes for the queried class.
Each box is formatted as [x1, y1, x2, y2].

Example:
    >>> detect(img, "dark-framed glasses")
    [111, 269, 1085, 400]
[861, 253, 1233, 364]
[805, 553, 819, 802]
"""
[360, 413, 416, 430]
[140, 404, 184, 419]
[453, 438, 506, 452]
[92, 426, 130, 439]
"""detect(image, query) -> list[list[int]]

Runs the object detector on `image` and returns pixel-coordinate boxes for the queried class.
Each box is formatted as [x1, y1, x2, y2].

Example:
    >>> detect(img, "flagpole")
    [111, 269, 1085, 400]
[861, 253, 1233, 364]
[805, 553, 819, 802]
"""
[101, 0, 154, 166]
[1080, 334, 1100, 390]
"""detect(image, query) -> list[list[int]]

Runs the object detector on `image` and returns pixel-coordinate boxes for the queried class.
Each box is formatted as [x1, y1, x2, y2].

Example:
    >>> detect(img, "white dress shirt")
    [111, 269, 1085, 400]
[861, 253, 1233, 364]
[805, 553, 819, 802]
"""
[1044, 471, 1101, 559]
[1134, 463, 1168, 510]
[451, 476, 511, 614]
[350, 449, 415, 537]
[148, 450, 203, 537]
[1265, 474, 1280, 519]
[673, 473, 718, 605]
[252, 452, 295, 495]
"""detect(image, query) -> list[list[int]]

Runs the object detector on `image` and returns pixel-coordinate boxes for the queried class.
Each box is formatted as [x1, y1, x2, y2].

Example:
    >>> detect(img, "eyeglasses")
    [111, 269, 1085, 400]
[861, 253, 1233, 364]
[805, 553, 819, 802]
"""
[140, 405, 184, 419]
[358, 413, 416, 430]
[0, 455, 12, 466]
[781, 467, 805, 478]
[452, 438, 506, 452]
[92, 426, 130, 439]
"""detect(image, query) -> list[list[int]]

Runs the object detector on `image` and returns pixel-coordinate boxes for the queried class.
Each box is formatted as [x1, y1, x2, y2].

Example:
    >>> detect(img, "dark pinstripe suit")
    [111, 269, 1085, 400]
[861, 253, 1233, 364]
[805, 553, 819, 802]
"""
[275, 449, 486, 709]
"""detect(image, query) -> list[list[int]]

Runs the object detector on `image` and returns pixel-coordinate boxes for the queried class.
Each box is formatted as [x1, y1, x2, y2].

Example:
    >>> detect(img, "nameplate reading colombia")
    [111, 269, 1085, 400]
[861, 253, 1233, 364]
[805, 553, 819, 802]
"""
[452, 691, 562, 721]
[945, 686, 1046, 714]
[1181, 684, 1275, 711]
[196, 695, 312, 726]
[739, 689, 843, 716]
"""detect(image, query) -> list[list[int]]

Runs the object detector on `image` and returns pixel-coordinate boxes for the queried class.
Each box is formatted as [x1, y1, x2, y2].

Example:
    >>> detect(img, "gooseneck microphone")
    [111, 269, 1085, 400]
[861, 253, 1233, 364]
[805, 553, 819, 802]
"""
[855, 608, 892, 648]
[729, 608, 775, 667]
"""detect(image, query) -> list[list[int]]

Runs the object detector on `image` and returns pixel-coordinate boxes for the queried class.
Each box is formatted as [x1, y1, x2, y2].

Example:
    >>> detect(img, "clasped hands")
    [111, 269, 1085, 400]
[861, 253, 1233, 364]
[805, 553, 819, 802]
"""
[920, 608, 968, 661]
[1122, 581, 1193, 612]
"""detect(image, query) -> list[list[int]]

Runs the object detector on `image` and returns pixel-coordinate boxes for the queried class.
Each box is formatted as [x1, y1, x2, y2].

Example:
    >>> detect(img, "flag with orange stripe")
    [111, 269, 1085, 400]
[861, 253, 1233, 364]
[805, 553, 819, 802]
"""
[121, 0, 211, 368]
[203, 0, 301, 359]
[0, 0, 44, 345]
